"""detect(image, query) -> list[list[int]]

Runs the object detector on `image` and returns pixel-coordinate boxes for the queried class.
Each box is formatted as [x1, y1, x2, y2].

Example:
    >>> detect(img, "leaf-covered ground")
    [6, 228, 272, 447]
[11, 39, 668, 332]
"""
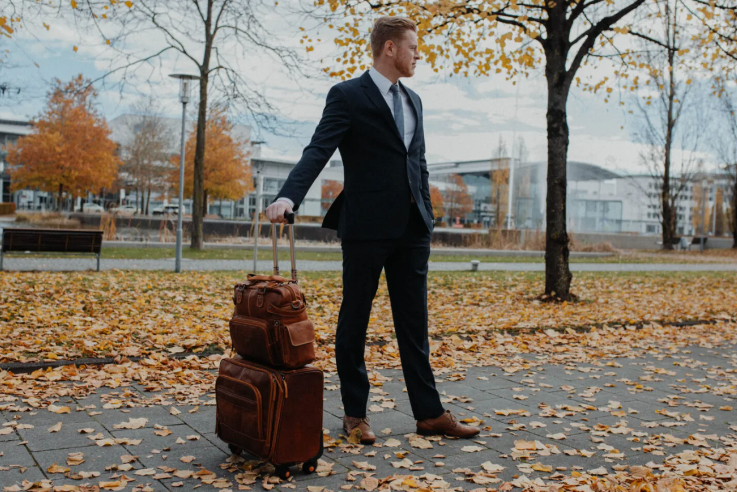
[1, 271, 737, 491]
[1, 271, 736, 364]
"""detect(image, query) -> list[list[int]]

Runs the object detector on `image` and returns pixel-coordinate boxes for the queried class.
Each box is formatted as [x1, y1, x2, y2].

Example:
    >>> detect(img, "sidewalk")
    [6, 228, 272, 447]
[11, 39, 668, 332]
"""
[100, 241, 613, 258]
[3, 257, 737, 272]
[2, 342, 736, 491]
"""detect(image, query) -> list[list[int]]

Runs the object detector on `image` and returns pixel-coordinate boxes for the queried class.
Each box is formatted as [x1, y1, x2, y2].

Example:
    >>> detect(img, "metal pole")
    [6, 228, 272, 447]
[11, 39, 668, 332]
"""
[700, 178, 707, 253]
[175, 101, 187, 273]
[252, 172, 263, 273]
[506, 81, 521, 230]
[712, 186, 717, 235]
[506, 156, 515, 230]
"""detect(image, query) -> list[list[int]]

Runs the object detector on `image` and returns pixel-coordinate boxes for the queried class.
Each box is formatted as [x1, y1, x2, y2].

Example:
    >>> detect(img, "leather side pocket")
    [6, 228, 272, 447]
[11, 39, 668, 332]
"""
[229, 316, 274, 366]
[216, 375, 264, 441]
[281, 319, 316, 369]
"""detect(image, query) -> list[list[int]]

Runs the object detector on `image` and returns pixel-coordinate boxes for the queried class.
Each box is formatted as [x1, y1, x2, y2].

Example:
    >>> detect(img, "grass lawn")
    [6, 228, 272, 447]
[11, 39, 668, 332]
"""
[5, 245, 736, 263]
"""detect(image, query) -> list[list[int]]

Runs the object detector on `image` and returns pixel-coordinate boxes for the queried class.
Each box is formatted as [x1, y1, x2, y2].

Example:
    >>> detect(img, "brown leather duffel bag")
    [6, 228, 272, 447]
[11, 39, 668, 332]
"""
[215, 356, 324, 479]
[230, 213, 316, 369]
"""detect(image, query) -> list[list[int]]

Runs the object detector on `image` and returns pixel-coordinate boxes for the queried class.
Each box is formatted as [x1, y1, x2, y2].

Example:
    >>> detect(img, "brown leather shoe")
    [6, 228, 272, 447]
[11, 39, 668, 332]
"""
[416, 410, 481, 438]
[343, 415, 376, 445]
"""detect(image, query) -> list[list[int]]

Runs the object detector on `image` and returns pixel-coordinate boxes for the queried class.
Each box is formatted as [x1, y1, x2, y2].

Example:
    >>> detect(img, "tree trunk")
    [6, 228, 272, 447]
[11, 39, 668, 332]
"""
[57, 183, 63, 212]
[661, 32, 677, 250]
[191, 2, 215, 250]
[203, 188, 209, 219]
[145, 186, 151, 216]
[543, 45, 573, 301]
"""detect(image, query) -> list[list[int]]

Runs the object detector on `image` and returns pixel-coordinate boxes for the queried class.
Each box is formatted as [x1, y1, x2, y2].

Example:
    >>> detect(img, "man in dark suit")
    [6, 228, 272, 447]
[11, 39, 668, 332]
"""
[265, 16, 479, 443]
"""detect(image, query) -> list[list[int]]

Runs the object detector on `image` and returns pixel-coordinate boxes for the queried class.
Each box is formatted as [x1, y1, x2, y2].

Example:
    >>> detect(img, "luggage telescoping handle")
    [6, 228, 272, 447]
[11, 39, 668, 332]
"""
[271, 211, 297, 282]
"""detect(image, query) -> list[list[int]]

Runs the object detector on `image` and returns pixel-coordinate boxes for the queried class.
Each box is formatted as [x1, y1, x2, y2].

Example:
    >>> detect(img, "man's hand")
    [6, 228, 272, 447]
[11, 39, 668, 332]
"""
[265, 200, 293, 224]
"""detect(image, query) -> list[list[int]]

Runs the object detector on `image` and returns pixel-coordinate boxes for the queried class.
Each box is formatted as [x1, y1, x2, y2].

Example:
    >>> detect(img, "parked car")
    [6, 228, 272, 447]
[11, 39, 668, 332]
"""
[152, 204, 181, 216]
[110, 205, 137, 216]
[82, 203, 104, 213]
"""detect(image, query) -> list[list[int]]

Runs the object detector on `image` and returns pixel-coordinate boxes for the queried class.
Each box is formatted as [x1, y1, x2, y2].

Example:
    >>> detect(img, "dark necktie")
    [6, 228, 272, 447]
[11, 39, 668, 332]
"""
[389, 83, 414, 203]
[389, 84, 404, 143]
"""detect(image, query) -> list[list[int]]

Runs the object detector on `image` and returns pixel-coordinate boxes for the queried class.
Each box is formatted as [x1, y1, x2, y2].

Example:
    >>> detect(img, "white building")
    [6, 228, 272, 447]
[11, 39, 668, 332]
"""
[0, 119, 34, 206]
[426, 158, 733, 236]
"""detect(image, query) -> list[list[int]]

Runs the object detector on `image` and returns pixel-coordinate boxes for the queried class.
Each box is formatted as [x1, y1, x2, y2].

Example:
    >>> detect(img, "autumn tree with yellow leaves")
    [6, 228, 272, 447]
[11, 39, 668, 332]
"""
[4, 75, 120, 211]
[321, 180, 344, 211]
[305, 0, 737, 300]
[0, 0, 132, 44]
[429, 184, 445, 220]
[170, 107, 253, 214]
[444, 174, 474, 221]
[11, 0, 306, 250]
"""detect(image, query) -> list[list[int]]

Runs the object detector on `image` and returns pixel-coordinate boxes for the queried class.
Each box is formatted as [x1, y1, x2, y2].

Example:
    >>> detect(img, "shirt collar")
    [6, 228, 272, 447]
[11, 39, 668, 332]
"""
[369, 66, 397, 96]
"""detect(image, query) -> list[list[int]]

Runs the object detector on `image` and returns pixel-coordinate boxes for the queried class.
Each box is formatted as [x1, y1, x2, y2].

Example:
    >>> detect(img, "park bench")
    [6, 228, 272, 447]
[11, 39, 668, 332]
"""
[656, 237, 684, 249]
[690, 236, 707, 250]
[0, 228, 103, 271]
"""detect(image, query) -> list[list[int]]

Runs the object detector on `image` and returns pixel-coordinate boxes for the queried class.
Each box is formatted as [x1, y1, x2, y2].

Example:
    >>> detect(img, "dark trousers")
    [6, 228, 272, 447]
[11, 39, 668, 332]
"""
[335, 203, 444, 421]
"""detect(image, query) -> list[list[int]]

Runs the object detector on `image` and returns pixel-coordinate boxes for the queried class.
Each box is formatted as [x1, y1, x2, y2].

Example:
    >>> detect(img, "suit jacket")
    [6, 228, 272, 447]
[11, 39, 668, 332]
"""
[274, 70, 434, 241]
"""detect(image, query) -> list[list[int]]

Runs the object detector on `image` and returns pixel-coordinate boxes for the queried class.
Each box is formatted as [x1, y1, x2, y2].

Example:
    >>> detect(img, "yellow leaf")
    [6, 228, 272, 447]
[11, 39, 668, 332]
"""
[48, 404, 71, 414]
[347, 427, 362, 444]
[402, 478, 419, 488]
[71, 0, 78, 8]
[125, 0, 133, 7]
[531, 463, 552, 472]
[47, 462, 71, 473]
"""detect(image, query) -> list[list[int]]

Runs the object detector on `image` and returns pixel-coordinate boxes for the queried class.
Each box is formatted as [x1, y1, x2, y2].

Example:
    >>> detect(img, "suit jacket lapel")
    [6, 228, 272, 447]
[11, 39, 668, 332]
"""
[361, 71, 404, 146]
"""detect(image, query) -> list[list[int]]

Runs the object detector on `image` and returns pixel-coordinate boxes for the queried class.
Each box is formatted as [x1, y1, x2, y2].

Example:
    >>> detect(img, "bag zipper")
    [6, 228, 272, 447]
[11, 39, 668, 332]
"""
[279, 372, 288, 398]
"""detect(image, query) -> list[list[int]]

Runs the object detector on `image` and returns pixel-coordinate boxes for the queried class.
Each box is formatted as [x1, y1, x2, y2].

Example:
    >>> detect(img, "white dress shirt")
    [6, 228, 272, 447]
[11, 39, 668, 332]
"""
[277, 67, 416, 209]
[368, 66, 416, 151]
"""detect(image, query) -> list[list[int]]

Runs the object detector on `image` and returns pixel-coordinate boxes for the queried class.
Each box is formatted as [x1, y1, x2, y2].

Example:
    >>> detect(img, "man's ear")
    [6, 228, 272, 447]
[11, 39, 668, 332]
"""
[384, 40, 395, 58]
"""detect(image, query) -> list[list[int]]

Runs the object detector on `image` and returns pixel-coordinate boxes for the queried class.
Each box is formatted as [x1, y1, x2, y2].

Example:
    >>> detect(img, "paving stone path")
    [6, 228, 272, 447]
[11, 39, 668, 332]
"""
[2, 341, 736, 491]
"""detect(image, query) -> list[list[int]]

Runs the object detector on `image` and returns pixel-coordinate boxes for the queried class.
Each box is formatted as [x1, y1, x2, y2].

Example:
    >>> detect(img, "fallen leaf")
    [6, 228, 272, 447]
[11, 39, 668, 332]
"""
[47, 463, 70, 474]
[113, 418, 148, 430]
[462, 446, 484, 453]
[48, 404, 71, 414]
[360, 477, 379, 491]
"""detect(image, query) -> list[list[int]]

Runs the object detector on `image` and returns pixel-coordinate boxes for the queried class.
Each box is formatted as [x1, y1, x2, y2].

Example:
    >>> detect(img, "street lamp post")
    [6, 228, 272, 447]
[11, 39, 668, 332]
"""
[169, 73, 200, 273]
[253, 165, 263, 273]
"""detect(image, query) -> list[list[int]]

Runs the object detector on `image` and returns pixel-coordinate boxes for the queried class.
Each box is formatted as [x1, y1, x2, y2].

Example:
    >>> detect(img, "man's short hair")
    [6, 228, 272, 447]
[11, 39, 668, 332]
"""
[370, 16, 417, 58]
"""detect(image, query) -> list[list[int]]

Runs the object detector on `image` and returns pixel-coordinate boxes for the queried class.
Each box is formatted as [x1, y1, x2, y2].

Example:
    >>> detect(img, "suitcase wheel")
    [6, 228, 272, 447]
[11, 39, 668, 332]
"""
[228, 444, 243, 456]
[302, 459, 318, 474]
[275, 465, 291, 480]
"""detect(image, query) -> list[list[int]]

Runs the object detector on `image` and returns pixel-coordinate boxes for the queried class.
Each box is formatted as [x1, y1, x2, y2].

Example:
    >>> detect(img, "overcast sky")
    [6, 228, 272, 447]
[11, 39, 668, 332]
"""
[0, 2, 728, 176]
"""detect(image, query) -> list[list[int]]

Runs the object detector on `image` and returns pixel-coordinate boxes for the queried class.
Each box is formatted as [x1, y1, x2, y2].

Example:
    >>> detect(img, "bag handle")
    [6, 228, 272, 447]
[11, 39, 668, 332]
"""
[246, 273, 291, 283]
[271, 211, 297, 282]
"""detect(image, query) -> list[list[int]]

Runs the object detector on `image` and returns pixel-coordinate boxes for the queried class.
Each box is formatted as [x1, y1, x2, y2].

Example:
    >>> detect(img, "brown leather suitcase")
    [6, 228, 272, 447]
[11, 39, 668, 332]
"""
[230, 213, 316, 370]
[215, 356, 324, 479]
